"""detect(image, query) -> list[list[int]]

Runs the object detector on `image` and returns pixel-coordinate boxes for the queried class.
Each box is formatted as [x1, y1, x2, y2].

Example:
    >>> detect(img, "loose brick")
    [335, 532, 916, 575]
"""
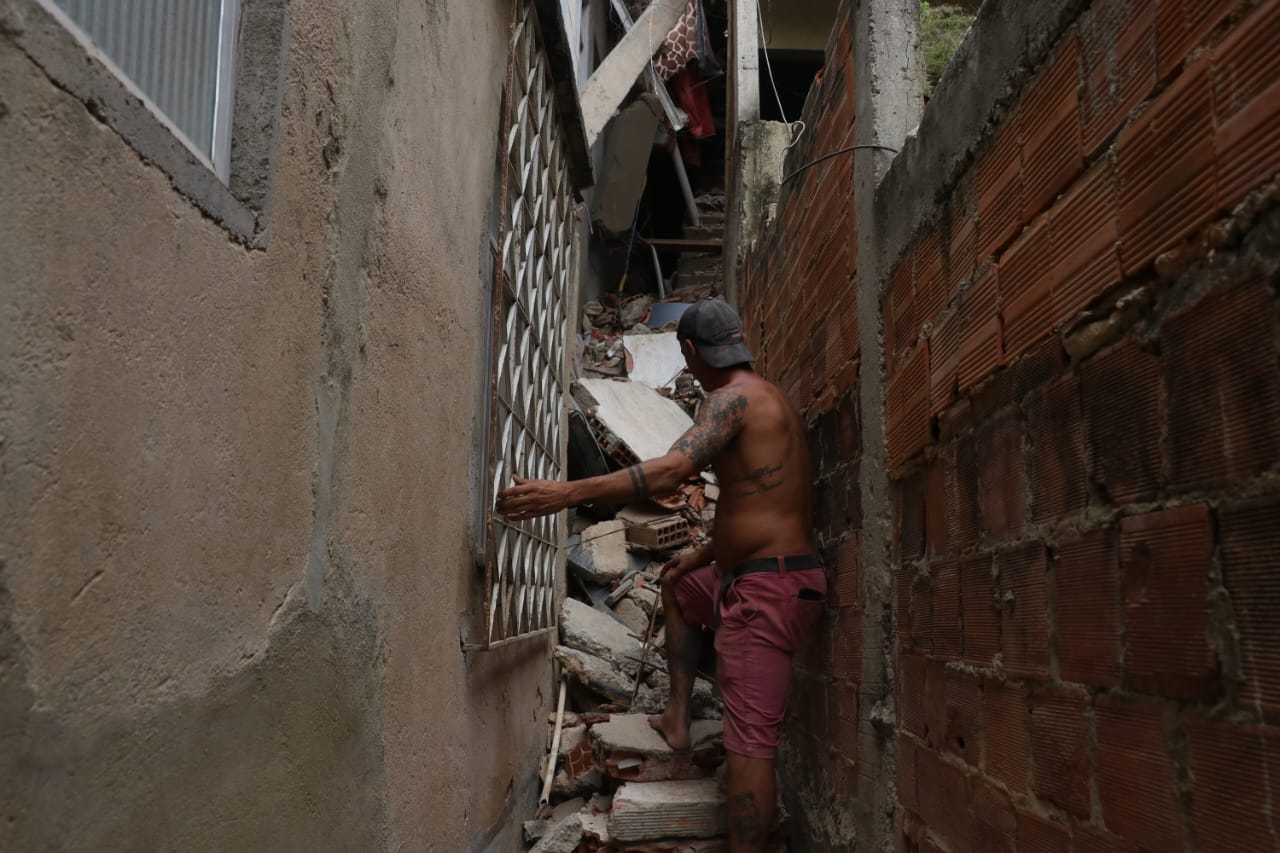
[1049, 156, 1121, 324]
[1094, 694, 1183, 851]
[1219, 496, 1280, 713]
[925, 663, 983, 766]
[1120, 506, 1216, 700]
[1213, 0, 1280, 206]
[1080, 0, 1158, 155]
[1083, 341, 1162, 504]
[1020, 36, 1084, 221]
[1017, 811, 1071, 853]
[1185, 716, 1279, 853]
[979, 409, 1026, 544]
[1117, 58, 1217, 274]
[1000, 542, 1051, 679]
[1164, 277, 1280, 491]
[960, 552, 1000, 666]
[1029, 686, 1092, 817]
[1027, 373, 1087, 522]
[1055, 529, 1123, 687]
[916, 748, 975, 851]
[983, 679, 1030, 792]
[931, 558, 963, 660]
[1156, 0, 1236, 80]
[977, 122, 1025, 262]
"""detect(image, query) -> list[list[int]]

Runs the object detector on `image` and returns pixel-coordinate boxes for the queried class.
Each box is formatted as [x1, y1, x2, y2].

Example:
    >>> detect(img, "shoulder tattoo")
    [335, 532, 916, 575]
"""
[671, 386, 748, 469]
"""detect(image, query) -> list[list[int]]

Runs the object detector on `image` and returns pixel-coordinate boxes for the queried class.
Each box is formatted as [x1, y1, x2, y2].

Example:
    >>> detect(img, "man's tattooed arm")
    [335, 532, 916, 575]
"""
[671, 385, 749, 469]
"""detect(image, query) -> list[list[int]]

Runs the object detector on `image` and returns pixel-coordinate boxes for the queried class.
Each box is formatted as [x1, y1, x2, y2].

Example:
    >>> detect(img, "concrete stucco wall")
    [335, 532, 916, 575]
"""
[0, 1, 555, 850]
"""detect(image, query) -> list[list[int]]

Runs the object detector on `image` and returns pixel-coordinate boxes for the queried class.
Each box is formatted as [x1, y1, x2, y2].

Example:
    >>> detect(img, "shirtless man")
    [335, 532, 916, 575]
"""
[497, 298, 825, 852]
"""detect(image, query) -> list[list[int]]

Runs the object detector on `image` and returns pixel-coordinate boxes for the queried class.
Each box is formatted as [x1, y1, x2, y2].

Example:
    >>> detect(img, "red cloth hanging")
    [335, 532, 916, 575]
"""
[670, 68, 716, 140]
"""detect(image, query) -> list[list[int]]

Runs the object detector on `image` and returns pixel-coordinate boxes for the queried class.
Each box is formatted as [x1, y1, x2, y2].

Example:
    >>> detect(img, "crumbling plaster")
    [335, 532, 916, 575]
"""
[0, 1, 553, 850]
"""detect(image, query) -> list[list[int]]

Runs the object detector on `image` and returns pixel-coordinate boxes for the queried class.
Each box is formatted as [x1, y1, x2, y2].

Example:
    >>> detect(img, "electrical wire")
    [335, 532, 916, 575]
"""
[780, 143, 901, 186]
[755, 0, 806, 165]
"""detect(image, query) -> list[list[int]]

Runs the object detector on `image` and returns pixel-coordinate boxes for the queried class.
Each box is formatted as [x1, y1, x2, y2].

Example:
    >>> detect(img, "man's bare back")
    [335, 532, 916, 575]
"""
[677, 372, 816, 570]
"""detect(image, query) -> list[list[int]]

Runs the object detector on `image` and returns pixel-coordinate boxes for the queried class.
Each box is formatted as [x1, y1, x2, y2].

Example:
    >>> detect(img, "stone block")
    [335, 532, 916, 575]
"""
[530, 812, 584, 853]
[568, 520, 633, 586]
[561, 598, 646, 673]
[609, 779, 728, 842]
[591, 715, 724, 782]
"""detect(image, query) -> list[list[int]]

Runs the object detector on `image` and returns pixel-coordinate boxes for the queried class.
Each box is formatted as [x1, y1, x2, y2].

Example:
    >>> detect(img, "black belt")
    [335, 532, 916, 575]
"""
[715, 554, 824, 625]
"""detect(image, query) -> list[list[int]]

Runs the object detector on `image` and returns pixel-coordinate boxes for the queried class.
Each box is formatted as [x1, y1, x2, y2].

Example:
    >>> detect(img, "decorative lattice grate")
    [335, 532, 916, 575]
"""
[479, 0, 576, 649]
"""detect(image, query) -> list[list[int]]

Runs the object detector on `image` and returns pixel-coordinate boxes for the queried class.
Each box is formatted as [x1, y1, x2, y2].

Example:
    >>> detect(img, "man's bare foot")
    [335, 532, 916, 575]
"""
[648, 708, 692, 750]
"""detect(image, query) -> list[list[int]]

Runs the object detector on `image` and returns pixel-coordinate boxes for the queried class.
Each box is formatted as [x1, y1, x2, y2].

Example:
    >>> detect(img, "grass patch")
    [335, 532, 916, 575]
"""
[921, 2, 976, 92]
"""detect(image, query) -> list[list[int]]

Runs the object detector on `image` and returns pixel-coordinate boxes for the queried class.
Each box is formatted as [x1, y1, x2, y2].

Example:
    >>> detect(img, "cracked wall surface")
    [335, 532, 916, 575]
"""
[0, 1, 554, 850]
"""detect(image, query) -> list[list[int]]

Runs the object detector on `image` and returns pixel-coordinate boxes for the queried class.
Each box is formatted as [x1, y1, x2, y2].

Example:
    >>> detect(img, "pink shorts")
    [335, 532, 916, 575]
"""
[674, 560, 827, 759]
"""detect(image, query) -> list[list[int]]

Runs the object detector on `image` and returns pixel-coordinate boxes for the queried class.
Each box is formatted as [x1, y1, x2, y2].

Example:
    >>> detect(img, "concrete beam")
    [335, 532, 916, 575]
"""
[579, 0, 687, 147]
[732, 0, 760, 124]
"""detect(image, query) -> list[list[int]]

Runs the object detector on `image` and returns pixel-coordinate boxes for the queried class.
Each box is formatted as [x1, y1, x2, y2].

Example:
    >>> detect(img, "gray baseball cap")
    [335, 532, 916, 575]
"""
[676, 298, 755, 368]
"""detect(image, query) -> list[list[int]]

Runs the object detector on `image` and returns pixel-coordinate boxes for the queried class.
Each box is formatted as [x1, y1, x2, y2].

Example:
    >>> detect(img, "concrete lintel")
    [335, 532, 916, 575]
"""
[579, 0, 687, 148]
[874, 0, 1090, 284]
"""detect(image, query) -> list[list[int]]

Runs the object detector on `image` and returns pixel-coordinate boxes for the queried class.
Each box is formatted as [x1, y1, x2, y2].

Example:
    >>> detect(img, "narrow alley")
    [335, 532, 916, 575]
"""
[2, 0, 1277, 852]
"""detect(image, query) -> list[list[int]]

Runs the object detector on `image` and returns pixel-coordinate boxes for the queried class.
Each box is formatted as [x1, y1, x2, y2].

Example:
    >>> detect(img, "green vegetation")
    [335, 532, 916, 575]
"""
[921, 2, 976, 93]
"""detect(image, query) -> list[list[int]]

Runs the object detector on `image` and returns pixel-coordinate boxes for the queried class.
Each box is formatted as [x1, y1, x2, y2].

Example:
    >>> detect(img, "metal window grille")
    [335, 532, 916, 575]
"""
[477, 0, 576, 649]
[44, 0, 240, 179]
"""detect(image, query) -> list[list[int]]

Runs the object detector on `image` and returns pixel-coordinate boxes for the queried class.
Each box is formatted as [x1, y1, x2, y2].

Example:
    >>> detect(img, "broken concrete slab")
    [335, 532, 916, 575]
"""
[551, 796, 586, 822]
[612, 596, 650, 637]
[592, 95, 663, 233]
[561, 599, 645, 672]
[524, 820, 550, 844]
[555, 646, 634, 705]
[580, 810, 611, 845]
[567, 520, 632, 586]
[530, 812, 584, 853]
[557, 725, 588, 757]
[609, 779, 728, 842]
[591, 715, 724, 782]
[629, 585, 660, 616]
[624, 331, 685, 390]
[574, 378, 694, 465]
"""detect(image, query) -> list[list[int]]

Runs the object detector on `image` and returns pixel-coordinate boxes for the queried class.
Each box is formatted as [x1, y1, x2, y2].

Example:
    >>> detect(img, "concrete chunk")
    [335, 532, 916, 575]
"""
[567, 520, 632, 586]
[530, 812, 584, 853]
[555, 646, 633, 705]
[612, 596, 651, 637]
[560, 598, 645, 672]
[592, 715, 724, 782]
[609, 779, 728, 842]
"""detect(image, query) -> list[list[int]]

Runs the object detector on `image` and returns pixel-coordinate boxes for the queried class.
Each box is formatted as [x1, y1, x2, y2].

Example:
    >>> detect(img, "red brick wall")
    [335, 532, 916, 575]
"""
[739, 0, 863, 817]
[741, 1, 1280, 849]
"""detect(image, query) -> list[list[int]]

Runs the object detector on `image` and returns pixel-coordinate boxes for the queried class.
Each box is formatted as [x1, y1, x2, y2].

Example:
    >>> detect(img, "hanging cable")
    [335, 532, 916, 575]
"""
[780, 143, 901, 186]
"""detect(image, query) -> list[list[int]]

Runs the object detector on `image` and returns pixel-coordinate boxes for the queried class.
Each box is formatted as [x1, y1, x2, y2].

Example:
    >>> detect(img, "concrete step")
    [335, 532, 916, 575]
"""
[591, 714, 724, 783]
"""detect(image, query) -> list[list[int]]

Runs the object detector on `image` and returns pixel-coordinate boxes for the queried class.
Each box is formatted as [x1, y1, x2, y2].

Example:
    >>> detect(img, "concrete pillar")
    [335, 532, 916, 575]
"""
[851, 0, 923, 851]
[732, 0, 761, 125]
